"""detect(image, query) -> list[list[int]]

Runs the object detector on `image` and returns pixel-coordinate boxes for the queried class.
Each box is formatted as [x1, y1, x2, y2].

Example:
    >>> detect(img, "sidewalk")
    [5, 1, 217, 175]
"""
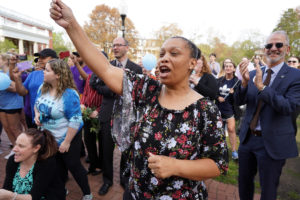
[0, 131, 260, 200]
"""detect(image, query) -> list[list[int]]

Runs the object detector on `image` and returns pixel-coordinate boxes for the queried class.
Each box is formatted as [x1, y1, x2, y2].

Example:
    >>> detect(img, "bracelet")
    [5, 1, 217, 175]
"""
[12, 192, 17, 200]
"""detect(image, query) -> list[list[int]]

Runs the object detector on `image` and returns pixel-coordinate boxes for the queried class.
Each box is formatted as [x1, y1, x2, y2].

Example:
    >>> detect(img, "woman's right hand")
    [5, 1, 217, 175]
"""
[218, 96, 225, 103]
[34, 112, 42, 126]
[239, 60, 250, 87]
[50, 0, 75, 29]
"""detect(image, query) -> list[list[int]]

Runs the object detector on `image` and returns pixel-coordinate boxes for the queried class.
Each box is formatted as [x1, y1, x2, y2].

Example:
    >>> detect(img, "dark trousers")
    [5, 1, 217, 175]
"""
[238, 133, 286, 200]
[25, 115, 37, 129]
[83, 119, 103, 170]
[100, 121, 115, 185]
[56, 132, 91, 195]
[123, 188, 133, 200]
[120, 150, 130, 188]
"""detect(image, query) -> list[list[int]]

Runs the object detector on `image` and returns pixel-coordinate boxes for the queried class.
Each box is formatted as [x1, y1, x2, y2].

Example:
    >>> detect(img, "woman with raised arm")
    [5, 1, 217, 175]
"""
[50, 1, 228, 199]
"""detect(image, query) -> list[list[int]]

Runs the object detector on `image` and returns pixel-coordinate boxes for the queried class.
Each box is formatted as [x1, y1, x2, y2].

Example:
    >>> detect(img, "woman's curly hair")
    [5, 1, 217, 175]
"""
[41, 59, 78, 98]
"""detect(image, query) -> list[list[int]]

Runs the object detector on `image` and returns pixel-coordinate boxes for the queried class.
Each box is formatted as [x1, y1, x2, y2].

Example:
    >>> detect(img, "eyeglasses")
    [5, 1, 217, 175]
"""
[264, 42, 285, 49]
[112, 44, 127, 48]
[288, 60, 297, 64]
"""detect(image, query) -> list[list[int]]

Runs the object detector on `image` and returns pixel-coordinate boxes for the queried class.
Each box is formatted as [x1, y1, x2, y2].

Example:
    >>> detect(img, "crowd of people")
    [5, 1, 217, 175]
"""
[0, 0, 299, 199]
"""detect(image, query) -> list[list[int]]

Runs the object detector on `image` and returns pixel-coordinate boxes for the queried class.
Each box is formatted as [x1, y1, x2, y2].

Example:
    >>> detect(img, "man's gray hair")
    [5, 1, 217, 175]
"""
[267, 30, 290, 45]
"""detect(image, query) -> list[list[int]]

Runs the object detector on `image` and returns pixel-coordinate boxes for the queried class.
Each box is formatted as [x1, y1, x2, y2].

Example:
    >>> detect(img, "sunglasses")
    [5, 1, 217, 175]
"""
[264, 43, 285, 49]
[288, 60, 297, 64]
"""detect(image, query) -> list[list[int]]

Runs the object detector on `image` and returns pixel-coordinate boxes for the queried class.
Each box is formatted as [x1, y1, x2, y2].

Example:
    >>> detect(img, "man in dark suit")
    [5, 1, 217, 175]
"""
[97, 37, 142, 195]
[235, 31, 300, 200]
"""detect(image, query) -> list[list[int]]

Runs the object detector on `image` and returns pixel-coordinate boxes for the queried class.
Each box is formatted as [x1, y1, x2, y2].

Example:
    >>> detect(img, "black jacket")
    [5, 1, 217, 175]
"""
[193, 73, 218, 100]
[90, 59, 142, 122]
[3, 155, 65, 200]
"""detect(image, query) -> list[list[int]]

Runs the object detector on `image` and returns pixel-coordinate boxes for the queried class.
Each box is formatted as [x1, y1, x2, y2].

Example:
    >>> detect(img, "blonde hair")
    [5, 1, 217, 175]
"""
[0, 53, 10, 63]
[41, 59, 78, 98]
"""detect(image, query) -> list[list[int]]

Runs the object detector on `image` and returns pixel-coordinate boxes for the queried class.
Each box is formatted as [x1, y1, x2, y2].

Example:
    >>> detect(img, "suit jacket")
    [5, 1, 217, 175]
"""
[234, 63, 300, 160]
[96, 59, 142, 122]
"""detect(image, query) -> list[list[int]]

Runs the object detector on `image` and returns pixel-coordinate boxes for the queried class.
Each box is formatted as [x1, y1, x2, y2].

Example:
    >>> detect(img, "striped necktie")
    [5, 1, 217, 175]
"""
[249, 69, 273, 131]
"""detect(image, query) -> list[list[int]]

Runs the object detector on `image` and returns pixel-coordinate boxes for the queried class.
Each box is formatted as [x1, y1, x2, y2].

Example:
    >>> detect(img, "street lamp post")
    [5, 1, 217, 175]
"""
[119, 0, 127, 38]
[120, 13, 126, 38]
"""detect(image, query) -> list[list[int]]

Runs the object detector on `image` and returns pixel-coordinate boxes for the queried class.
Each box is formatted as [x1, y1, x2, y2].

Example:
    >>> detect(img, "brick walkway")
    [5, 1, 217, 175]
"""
[0, 130, 260, 200]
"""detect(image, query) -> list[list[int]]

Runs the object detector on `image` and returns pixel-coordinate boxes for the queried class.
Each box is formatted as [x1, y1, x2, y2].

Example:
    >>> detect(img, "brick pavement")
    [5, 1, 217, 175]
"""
[0, 130, 261, 200]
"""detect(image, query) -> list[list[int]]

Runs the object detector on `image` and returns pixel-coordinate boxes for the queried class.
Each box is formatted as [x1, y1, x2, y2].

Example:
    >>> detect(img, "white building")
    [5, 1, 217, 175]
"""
[135, 38, 160, 62]
[0, 6, 53, 55]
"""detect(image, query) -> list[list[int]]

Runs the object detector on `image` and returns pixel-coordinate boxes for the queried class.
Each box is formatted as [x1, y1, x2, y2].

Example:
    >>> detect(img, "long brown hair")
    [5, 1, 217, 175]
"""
[41, 59, 78, 98]
[25, 128, 57, 160]
[197, 55, 212, 76]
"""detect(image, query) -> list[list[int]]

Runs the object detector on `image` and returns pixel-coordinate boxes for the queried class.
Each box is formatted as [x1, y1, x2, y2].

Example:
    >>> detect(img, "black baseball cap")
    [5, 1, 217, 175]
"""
[34, 48, 58, 59]
[72, 52, 80, 57]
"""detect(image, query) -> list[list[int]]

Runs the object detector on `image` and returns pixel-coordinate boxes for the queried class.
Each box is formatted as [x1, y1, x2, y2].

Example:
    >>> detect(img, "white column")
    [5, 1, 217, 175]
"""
[18, 39, 24, 54]
[33, 42, 38, 53]
[0, 36, 4, 42]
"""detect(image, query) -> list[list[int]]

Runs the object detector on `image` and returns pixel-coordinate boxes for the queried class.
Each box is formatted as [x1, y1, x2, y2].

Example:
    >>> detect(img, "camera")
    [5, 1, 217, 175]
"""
[17, 54, 28, 61]
[7, 52, 27, 61]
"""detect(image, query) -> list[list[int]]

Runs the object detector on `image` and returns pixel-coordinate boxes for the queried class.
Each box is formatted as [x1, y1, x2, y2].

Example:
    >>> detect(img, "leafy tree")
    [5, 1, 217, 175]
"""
[52, 32, 69, 54]
[0, 39, 17, 53]
[154, 23, 183, 48]
[273, 8, 300, 56]
[197, 43, 212, 58]
[83, 4, 138, 60]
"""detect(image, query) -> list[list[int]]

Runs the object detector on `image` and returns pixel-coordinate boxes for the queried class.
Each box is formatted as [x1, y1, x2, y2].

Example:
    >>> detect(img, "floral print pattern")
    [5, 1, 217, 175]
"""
[112, 70, 228, 200]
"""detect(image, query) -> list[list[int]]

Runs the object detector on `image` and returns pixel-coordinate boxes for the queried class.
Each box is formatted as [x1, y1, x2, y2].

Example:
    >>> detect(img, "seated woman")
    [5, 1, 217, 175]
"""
[1, 128, 65, 200]
[50, 2, 228, 199]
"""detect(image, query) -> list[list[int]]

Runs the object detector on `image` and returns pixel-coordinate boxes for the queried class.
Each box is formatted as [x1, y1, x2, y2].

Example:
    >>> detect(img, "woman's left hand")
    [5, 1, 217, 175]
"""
[148, 153, 176, 179]
[59, 140, 71, 153]
[0, 189, 13, 199]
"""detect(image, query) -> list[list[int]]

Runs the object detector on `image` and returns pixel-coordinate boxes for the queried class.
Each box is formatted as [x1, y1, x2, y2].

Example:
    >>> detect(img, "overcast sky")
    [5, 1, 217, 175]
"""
[1, 0, 299, 45]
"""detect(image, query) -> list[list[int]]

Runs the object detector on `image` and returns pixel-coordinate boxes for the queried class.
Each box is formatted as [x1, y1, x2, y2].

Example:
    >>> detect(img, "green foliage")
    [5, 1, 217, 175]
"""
[273, 8, 300, 56]
[0, 39, 17, 53]
[52, 32, 69, 54]
[287, 191, 300, 200]
[197, 31, 263, 65]
[154, 23, 183, 48]
[82, 107, 100, 134]
[214, 156, 239, 185]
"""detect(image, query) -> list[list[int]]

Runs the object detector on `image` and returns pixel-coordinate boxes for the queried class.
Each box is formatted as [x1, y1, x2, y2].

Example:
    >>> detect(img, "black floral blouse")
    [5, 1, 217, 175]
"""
[112, 70, 228, 200]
